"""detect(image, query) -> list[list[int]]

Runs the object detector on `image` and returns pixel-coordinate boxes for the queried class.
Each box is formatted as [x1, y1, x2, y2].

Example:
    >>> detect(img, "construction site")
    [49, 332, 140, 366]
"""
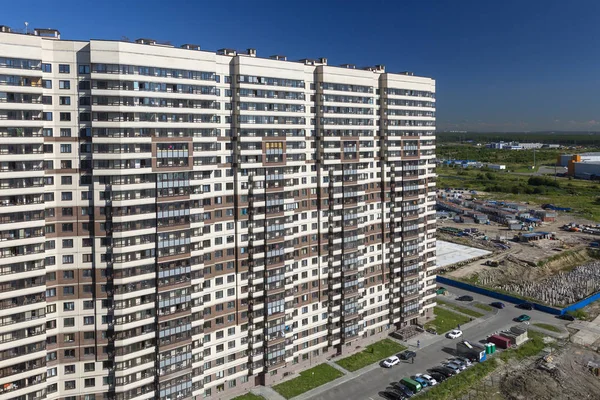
[499, 344, 600, 400]
[436, 192, 600, 313]
[459, 341, 600, 400]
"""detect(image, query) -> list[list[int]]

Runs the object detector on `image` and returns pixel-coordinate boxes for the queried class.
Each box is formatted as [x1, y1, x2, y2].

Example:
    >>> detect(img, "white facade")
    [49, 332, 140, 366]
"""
[0, 26, 436, 400]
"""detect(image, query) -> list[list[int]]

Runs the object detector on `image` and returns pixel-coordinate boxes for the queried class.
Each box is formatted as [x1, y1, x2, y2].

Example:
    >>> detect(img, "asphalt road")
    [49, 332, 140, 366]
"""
[308, 287, 570, 400]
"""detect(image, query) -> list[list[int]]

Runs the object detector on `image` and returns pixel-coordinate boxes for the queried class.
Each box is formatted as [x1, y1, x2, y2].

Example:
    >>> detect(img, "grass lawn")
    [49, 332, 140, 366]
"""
[533, 323, 562, 333]
[420, 358, 499, 400]
[272, 364, 343, 399]
[232, 394, 265, 400]
[335, 339, 406, 372]
[436, 299, 484, 318]
[424, 306, 471, 334]
[474, 303, 494, 312]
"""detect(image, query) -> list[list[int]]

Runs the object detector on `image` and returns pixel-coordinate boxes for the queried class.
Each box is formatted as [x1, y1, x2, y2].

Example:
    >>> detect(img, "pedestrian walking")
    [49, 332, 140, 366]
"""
[411, 357, 414, 364]
[457, 324, 461, 330]
[417, 340, 420, 349]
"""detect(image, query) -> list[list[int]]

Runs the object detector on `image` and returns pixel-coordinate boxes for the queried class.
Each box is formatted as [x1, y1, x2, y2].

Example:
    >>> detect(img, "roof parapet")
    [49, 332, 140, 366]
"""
[34, 28, 60, 39]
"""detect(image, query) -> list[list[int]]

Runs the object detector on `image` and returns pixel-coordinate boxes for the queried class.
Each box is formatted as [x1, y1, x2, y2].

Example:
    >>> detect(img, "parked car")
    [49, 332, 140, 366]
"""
[429, 372, 447, 382]
[491, 301, 505, 309]
[447, 329, 463, 339]
[399, 350, 417, 360]
[413, 376, 429, 388]
[399, 378, 422, 394]
[393, 383, 414, 397]
[515, 314, 531, 322]
[430, 366, 456, 377]
[383, 356, 400, 368]
[557, 314, 575, 321]
[450, 359, 468, 370]
[455, 357, 472, 367]
[415, 373, 438, 386]
[444, 362, 462, 373]
[381, 390, 404, 400]
[518, 302, 534, 310]
[457, 295, 474, 301]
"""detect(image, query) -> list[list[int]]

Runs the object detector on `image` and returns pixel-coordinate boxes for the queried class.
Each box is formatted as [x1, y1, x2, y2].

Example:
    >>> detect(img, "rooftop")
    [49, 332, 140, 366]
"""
[436, 240, 492, 268]
[0, 23, 433, 79]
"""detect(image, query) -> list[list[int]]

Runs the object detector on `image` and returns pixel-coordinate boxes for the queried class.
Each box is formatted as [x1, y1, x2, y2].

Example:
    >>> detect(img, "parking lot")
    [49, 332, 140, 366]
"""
[304, 287, 570, 400]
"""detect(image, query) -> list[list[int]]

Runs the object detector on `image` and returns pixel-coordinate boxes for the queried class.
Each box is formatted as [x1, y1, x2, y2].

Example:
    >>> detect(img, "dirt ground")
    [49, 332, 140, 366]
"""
[438, 213, 600, 283]
[499, 344, 600, 400]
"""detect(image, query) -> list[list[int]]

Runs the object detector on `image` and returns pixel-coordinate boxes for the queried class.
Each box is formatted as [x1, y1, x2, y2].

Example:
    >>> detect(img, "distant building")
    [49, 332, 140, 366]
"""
[559, 152, 600, 167]
[485, 163, 506, 170]
[560, 153, 600, 179]
[487, 141, 543, 150]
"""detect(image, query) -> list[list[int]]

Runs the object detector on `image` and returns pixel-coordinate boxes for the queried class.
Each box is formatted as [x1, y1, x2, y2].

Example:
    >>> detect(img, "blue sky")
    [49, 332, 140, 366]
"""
[4, 0, 600, 132]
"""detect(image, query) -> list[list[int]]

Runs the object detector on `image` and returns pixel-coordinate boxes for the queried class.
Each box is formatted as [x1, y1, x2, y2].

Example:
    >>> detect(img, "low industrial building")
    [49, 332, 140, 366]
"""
[485, 163, 506, 170]
[499, 326, 529, 346]
[558, 152, 600, 167]
[534, 210, 557, 222]
[519, 231, 551, 242]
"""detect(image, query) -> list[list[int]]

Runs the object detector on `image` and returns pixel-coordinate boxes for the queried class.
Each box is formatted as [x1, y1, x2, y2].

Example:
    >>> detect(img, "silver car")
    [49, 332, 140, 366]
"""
[445, 361, 464, 372]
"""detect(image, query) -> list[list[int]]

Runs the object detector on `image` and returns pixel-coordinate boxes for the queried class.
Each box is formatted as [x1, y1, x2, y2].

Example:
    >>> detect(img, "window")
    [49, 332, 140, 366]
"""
[79, 65, 90, 74]
[61, 176, 73, 185]
[43, 128, 53, 137]
[65, 381, 76, 390]
[60, 96, 71, 105]
[60, 128, 72, 137]
[63, 302, 75, 311]
[42, 95, 52, 105]
[63, 255, 74, 264]
[62, 223, 74, 232]
[43, 112, 52, 121]
[42, 63, 52, 73]
[60, 144, 72, 153]
[61, 192, 72, 201]
[84, 331, 95, 340]
[83, 316, 94, 325]
[63, 286, 75, 295]
[63, 270, 74, 279]
[61, 160, 72, 169]
[60, 112, 71, 121]
[79, 80, 90, 90]
[59, 64, 70, 73]
[64, 318, 75, 327]
[84, 378, 95, 387]
[84, 347, 95, 356]
[83, 300, 94, 310]
[42, 79, 52, 89]
[59, 80, 71, 89]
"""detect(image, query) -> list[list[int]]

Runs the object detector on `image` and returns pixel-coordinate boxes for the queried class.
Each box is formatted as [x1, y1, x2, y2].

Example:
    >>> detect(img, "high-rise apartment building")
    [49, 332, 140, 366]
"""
[0, 26, 437, 400]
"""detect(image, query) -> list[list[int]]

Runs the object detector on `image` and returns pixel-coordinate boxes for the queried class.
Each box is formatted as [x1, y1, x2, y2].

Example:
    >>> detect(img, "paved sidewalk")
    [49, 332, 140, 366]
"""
[326, 360, 350, 375]
[251, 385, 286, 400]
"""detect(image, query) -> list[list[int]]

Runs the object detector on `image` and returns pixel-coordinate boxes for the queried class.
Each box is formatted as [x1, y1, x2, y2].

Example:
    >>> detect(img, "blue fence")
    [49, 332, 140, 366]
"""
[436, 276, 562, 315]
[562, 291, 600, 314]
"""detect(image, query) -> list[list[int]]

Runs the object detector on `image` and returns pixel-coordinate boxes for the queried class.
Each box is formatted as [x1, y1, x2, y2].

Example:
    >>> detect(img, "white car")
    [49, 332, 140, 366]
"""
[446, 329, 463, 339]
[382, 356, 400, 368]
[455, 357, 472, 367]
[416, 373, 438, 386]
